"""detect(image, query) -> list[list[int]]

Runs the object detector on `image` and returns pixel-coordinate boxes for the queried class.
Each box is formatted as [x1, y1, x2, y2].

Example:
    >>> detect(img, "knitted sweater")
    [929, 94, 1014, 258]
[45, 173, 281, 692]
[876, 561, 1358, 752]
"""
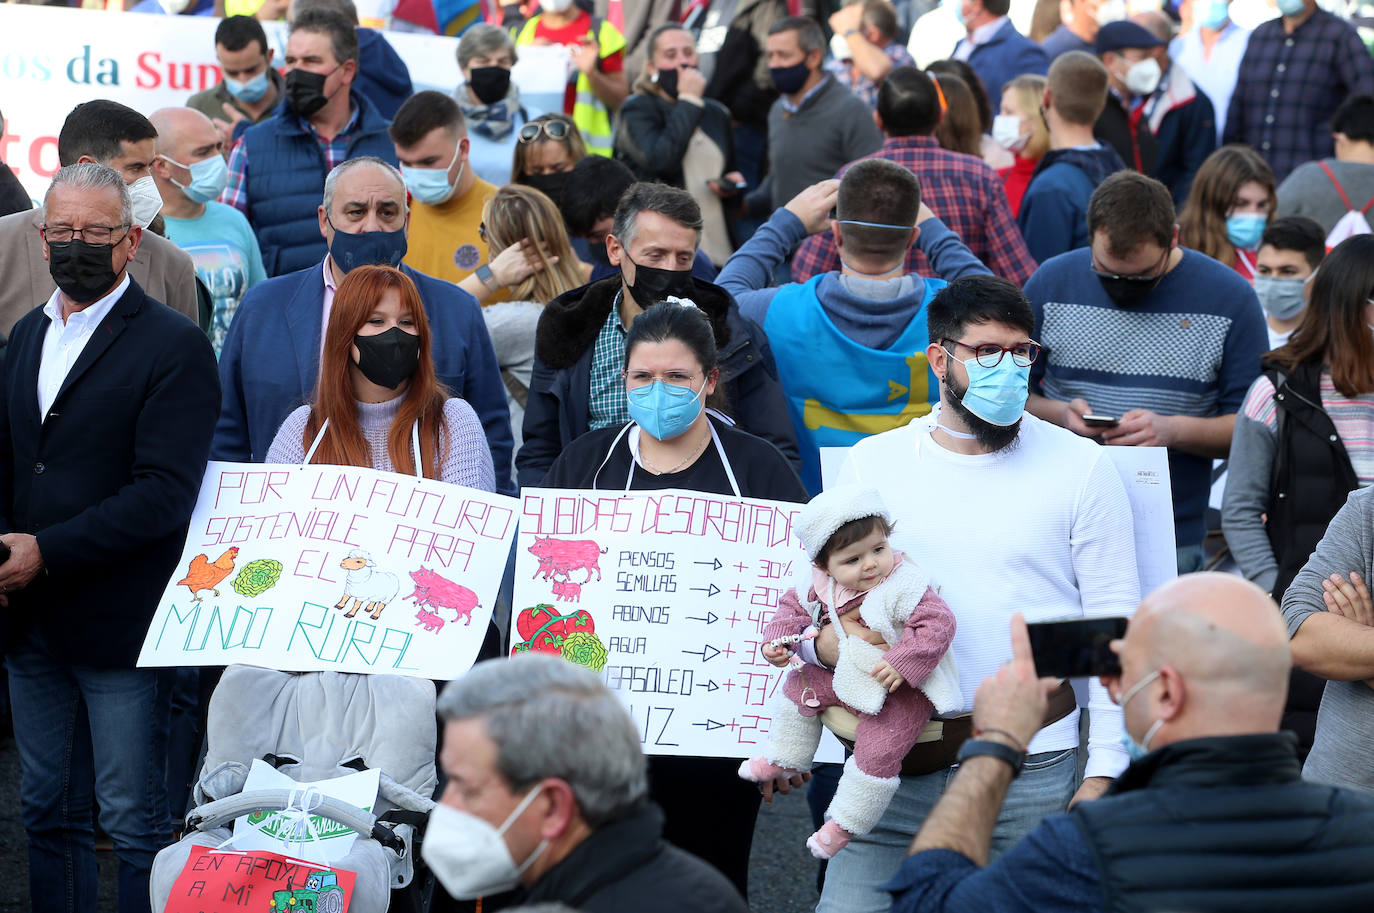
[265, 395, 497, 492]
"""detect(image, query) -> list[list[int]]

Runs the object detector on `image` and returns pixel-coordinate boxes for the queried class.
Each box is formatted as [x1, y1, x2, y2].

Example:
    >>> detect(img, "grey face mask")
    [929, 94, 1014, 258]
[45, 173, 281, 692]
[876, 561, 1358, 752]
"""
[1253, 273, 1311, 320]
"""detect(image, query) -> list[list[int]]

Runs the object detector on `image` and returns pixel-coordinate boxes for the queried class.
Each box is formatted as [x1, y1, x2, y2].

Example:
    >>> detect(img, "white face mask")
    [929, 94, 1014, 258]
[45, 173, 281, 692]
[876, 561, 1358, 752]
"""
[127, 175, 164, 228]
[421, 784, 549, 900]
[1097, 0, 1126, 24]
[540, 0, 574, 12]
[830, 32, 853, 62]
[1122, 56, 1162, 96]
[992, 114, 1029, 152]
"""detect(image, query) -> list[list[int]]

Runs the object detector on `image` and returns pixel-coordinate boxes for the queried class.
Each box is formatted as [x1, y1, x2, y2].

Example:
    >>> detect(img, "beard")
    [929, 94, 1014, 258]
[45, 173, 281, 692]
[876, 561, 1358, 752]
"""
[943, 373, 1022, 453]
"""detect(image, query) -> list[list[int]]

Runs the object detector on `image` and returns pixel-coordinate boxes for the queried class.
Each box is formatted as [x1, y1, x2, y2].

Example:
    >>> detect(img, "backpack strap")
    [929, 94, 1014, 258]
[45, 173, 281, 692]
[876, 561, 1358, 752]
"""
[1319, 160, 1360, 211]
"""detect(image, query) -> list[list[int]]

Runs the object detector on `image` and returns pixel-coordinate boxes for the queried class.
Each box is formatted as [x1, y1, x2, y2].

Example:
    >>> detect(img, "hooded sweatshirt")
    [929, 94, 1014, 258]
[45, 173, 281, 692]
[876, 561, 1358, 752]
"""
[355, 28, 413, 121]
[1017, 144, 1126, 263]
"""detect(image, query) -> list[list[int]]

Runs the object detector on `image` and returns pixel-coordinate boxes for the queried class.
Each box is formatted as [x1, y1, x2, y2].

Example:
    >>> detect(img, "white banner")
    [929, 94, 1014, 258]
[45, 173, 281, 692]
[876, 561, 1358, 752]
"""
[0, 5, 568, 204]
[138, 461, 519, 679]
[513, 488, 844, 762]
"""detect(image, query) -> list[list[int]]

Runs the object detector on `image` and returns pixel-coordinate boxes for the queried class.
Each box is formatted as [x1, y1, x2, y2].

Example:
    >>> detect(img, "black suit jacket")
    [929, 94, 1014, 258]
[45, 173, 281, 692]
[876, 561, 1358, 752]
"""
[0, 278, 220, 667]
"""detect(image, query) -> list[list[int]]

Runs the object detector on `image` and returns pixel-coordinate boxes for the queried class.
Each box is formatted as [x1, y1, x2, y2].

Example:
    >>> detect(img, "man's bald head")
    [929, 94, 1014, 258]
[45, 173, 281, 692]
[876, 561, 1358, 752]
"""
[149, 108, 220, 163]
[1113, 574, 1290, 748]
[1130, 10, 1174, 43]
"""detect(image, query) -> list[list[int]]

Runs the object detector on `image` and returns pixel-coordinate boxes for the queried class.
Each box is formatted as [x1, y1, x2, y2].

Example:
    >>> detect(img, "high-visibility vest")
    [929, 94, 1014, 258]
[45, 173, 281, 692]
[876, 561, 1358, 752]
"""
[516, 14, 626, 157]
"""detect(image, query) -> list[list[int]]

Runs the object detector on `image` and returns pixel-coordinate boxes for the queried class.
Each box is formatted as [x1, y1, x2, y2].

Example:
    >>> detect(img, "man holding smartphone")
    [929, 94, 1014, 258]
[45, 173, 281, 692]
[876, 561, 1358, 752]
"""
[887, 574, 1374, 912]
[804, 274, 1140, 913]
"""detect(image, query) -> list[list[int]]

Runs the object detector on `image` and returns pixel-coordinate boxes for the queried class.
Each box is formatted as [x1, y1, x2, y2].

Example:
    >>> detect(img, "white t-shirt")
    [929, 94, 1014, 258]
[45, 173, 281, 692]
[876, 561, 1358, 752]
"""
[838, 407, 1140, 779]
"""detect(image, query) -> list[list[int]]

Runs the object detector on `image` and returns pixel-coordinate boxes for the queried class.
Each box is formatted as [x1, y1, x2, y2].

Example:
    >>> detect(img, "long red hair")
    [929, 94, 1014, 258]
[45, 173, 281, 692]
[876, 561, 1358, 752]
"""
[303, 265, 449, 478]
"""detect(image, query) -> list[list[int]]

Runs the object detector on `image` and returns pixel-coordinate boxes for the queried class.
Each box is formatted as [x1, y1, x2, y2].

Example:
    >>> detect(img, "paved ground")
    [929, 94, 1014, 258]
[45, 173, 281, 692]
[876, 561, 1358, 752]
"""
[0, 735, 822, 913]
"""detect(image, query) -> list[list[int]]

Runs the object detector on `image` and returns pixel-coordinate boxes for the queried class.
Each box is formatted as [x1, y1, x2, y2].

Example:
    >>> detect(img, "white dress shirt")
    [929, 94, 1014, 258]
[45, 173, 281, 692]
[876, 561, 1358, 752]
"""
[37, 273, 129, 418]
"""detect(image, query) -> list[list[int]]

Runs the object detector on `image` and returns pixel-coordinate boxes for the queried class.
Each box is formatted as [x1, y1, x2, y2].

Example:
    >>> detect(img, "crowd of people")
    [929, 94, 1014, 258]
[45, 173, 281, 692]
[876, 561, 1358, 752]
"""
[4, 0, 1374, 910]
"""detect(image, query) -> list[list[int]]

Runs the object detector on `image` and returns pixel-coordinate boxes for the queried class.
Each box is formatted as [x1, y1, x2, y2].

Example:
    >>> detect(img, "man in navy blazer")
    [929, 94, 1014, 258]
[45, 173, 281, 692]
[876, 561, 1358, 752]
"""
[0, 163, 220, 913]
[953, 0, 1049, 111]
[213, 156, 515, 493]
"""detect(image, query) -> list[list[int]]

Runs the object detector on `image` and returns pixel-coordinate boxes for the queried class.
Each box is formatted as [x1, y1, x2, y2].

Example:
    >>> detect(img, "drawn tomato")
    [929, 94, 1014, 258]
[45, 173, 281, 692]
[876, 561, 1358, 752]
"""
[512, 605, 596, 657]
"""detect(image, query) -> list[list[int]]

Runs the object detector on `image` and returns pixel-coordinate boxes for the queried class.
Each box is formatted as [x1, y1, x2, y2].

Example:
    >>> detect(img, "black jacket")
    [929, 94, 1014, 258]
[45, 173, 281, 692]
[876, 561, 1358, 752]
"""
[1073, 734, 1374, 912]
[516, 276, 800, 488]
[615, 91, 737, 188]
[0, 161, 30, 219]
[1094, 92, 1159, 176]
[0, 279, 220, 667]
[521, 802, 749, 913]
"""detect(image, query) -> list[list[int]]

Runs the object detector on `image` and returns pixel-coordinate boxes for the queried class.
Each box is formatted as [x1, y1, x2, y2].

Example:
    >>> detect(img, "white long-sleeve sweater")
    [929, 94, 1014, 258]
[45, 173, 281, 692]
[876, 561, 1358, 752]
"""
[838, 406, 1140, 779]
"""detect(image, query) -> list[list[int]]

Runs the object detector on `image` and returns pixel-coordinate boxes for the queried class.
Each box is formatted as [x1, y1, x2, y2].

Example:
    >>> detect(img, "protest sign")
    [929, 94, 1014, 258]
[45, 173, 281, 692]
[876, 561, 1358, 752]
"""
[138, 461, 519, 680]
[513, 488, 843, 762]
[166, 845, 356, 913]
[229, 761, 380, 865]
[0, 5, 568, 203]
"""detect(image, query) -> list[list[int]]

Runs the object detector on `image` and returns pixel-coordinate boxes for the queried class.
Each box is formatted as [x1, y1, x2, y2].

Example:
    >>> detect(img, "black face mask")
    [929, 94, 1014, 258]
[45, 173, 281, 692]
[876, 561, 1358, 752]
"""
[354, 326, 421, 390]
[1094, 248, 1169, 308]
[524, 171, 571, 208]
[328, 221, 409, 273]
[770, 61, 810, 95]
[468, 66, 512, 105]
[48, 237, 122, 304]
[624, 253, 696, 307]
[654, 67, 680, 99]
[285, 67, 334, 119]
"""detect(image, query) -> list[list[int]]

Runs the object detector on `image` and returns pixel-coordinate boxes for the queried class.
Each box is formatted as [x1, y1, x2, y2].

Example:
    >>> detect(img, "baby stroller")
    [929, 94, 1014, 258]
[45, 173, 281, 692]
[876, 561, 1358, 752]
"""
[149, 665, 438, 913]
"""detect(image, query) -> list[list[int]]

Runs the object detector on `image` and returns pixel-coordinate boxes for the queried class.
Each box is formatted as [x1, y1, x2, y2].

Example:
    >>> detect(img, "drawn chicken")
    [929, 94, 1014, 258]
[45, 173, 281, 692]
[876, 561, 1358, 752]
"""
[176, 547, 240, 602]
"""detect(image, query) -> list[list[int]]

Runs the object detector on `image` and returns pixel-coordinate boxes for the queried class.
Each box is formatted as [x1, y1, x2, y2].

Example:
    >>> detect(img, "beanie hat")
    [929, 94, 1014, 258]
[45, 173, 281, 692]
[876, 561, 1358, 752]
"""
[795, 485, 892, 562]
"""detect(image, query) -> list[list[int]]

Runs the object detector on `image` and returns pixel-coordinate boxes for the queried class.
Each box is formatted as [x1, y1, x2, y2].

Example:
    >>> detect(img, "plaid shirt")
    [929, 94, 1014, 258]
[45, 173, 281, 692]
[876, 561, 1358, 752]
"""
[792, 135, 1038, 285]
[825, 41, 916, 108]
[587, 295, 630, 431]
[1223, 8, 1374, 182]
[220, 105, 363, 214]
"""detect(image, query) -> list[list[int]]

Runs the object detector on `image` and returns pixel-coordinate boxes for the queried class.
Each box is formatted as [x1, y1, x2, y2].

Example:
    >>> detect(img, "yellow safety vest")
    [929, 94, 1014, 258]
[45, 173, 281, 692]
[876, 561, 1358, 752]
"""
[516, 15, 625, 157]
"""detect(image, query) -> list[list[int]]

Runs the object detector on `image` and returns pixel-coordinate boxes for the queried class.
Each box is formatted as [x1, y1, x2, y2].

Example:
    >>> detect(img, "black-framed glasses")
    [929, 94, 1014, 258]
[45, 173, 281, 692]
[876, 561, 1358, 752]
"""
[518, 119, 572, 144]
[41, 223, 129, 245]
[1091, 246, 1170, 283]
[941, 338, 1041, 368]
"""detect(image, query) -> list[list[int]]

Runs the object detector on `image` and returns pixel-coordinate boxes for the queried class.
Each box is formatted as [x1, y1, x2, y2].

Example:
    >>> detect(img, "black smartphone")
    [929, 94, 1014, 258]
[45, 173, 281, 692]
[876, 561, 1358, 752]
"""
[1027, 617, 1129, 678]
[1082, 414, 1118, 427]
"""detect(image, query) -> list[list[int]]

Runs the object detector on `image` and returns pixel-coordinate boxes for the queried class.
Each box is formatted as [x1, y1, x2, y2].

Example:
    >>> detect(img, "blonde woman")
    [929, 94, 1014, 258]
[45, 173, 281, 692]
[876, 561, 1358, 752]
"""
[462, 184, 588, 466]
[996, 75, 1051, 217]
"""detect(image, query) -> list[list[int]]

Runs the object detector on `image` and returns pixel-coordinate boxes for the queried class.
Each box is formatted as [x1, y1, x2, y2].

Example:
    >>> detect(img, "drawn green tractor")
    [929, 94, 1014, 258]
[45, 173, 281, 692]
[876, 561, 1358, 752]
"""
[267, 871, 345, 913]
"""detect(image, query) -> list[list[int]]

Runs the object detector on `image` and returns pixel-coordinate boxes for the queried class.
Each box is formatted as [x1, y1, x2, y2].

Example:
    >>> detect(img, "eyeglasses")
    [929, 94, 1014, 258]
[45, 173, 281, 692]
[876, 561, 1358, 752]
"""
[623, 369, 702, 388]
[478, 222, 487, 243]
[1091, 247, 1170, 283]
[518, 119, 573, 144]
[41, 224, 130, 245]
[941, 338, 1041, 368]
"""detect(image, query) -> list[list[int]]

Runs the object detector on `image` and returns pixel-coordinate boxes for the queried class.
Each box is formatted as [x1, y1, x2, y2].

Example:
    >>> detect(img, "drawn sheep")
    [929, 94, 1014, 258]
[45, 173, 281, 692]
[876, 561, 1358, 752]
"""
[335, 549, 399, 621]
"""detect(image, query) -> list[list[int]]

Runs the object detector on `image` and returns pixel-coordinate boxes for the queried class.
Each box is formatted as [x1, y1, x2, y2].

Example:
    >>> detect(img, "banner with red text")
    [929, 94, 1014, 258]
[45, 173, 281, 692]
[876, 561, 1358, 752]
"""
[0, 5, 568, 203]
[138, 461, 518, 679]
[513, 488, 844, 762]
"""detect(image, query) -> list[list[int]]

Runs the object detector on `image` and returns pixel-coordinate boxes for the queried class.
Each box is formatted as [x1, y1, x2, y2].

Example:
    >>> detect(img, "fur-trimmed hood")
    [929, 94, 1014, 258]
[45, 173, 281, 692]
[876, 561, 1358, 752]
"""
[534, 276, 739, 372]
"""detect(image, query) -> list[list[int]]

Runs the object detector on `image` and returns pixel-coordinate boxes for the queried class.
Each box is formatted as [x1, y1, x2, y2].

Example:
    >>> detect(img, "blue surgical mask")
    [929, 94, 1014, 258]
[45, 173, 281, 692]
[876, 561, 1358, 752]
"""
[160, 153, 229, 204]
[1253, 273, 1310, 320]
[943, 0, 966, 25]
[402, 151, 464, 206]
[949, 354, 1030, 427]
[225, 69, 271, 104]
[1117, 668, 1163, 761]
[1226, 213, 1267, 251]
[628, 379, 705, 442]
[1197, 0, 1230, 29]
[1276, 0, 1305, 15]
[327, 220, 409, 273]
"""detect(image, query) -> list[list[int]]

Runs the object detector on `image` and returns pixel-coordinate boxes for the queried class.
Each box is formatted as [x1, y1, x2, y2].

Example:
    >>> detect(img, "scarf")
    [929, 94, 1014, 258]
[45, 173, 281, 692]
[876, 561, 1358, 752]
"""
[457, 84, 523, 140]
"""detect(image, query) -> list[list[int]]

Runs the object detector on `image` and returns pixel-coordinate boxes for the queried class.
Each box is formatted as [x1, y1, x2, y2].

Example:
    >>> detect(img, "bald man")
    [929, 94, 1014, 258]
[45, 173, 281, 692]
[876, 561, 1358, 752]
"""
[887, 574, 1374, 913]
[150, 107, 266, 355]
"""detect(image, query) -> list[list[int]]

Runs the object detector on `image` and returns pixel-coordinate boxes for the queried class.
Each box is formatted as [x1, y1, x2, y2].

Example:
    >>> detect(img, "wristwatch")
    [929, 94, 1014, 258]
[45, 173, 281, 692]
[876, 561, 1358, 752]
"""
[475, 263, 496, 289]
[955, 738, 1024, 778]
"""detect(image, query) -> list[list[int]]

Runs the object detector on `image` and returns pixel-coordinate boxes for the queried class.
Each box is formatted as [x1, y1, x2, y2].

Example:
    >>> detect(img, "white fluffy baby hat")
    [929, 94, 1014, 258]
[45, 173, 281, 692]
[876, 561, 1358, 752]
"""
[795, 485, 892, 562]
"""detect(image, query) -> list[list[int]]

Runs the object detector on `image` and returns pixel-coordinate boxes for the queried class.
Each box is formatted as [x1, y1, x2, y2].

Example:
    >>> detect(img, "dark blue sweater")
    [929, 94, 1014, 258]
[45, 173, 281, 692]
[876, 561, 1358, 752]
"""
[1017, 145, 1125, 263]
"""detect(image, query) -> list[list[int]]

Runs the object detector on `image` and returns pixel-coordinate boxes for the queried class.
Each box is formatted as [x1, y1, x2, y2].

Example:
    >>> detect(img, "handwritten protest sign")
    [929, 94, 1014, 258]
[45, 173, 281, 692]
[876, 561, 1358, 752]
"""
[229, 761, 380, 865]
[513, 488, 843, 762]
[166, 846, 356, 913]
[139, 462, 519, 680]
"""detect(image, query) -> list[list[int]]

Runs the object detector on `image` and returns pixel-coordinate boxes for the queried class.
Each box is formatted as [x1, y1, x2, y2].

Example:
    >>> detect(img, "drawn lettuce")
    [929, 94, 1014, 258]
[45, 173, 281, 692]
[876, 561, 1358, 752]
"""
[232, 559, 283, 598]
[561, 631, 608, 673]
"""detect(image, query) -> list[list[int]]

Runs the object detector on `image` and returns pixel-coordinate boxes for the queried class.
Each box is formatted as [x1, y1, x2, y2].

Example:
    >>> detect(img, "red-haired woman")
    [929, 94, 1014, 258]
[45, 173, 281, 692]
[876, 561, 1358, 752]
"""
[265, 265, 495, 492]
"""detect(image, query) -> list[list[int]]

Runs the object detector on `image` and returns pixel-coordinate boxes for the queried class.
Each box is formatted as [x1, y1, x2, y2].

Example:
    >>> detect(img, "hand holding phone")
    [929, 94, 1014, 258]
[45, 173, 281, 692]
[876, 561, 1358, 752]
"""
[1027, 617, 1128, 678]
[1082, 414, 1118, 428]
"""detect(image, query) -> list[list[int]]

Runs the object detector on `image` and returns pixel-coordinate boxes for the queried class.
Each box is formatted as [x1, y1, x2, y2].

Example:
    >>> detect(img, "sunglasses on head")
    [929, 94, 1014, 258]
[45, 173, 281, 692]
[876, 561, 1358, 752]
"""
[518, 120, 573, 144]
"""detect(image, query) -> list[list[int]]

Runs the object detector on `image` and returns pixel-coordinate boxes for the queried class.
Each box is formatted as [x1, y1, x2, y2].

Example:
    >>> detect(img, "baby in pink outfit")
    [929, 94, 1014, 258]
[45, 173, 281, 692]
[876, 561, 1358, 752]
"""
[739, 485, 958, 859]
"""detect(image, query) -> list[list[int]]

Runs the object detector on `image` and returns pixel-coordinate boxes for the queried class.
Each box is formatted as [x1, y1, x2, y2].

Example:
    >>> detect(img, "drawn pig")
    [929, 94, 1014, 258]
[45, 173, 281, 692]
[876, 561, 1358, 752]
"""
[527, 537, 607, 585]
[406, 567, 481, 626]
[414, 607, 445, 633]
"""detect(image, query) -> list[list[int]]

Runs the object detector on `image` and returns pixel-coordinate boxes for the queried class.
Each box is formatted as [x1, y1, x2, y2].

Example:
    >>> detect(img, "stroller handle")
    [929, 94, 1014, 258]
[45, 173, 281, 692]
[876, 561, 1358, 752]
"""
[184, 789, 407, 855]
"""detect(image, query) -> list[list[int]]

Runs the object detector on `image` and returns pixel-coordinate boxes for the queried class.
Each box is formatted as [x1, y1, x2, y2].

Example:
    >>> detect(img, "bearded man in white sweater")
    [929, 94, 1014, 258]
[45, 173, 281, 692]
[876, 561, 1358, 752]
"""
[811, 275, 1141, 913]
